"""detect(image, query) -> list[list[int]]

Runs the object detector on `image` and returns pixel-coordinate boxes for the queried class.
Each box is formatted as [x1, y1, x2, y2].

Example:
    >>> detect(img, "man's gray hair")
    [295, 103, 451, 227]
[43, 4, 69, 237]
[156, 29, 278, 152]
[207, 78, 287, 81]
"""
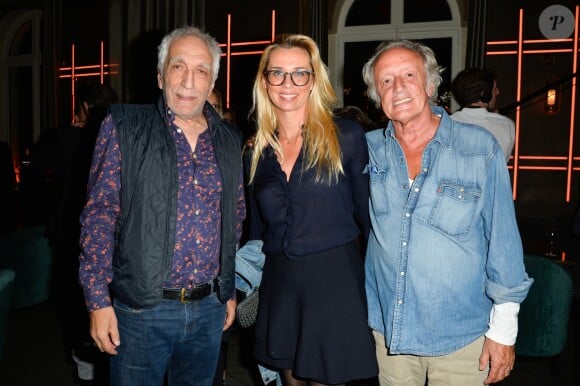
[362, 39, 444, 107]
[157, 26, 222, 83]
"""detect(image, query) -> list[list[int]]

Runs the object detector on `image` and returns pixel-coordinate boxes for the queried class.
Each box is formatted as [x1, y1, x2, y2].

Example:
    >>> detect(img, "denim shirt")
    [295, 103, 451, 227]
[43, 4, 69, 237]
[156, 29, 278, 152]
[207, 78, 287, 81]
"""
[365, 106, 532, 356]
[235, 239, 265, 295]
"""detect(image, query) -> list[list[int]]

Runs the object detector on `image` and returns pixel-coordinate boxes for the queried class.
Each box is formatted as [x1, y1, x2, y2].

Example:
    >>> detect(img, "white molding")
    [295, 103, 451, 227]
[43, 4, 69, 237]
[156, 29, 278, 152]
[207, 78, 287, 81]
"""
[0, 10, 42, 144]
[329, 0, 463, 107]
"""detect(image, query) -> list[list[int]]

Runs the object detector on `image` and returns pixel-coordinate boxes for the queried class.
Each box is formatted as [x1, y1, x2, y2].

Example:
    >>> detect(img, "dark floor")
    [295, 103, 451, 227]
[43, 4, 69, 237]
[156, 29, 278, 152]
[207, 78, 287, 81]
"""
[0, 295, 578, 386]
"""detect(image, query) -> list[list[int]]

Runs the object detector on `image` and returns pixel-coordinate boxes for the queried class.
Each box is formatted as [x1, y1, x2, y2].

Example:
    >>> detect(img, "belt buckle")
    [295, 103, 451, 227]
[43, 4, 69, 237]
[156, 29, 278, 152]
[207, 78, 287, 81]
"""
[180, 288, 191, 303]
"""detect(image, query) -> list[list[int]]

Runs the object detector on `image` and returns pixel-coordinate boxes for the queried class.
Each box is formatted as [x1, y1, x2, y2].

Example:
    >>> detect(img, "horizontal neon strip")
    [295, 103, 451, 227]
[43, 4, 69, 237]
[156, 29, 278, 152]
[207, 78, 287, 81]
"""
[221, 50, 265, 57]
[487, 49, 573, 55]
[519, 156, 569, 160]
[218, 40, 271, 48]
[219, 40, 271, 48]
[59, 64, 118, 71]
[518, 166, 568, 170]
[59, 71, 119, 78]
[487, 38, 574, 45]
[487, 51, 518, 55]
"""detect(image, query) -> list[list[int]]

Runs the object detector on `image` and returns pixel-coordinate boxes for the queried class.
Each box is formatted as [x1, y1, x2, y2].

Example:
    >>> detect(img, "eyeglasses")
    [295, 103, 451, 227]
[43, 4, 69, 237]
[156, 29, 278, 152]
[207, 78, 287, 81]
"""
[264, 70, 314, 86]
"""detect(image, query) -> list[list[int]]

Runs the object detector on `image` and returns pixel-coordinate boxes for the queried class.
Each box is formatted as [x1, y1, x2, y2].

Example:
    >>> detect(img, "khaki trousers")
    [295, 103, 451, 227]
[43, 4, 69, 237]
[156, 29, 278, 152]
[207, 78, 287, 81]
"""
[373, 331, 488, 386]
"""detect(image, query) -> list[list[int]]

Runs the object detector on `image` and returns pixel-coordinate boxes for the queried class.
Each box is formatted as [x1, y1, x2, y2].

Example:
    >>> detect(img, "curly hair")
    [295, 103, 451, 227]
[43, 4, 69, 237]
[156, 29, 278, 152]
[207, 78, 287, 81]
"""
[157, 26, 222, 84]
[362, 39, 444, 107]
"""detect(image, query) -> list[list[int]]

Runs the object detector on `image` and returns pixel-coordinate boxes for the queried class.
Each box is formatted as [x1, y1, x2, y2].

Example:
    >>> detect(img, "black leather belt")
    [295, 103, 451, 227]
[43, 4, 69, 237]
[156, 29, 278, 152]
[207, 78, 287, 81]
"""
[162, 279, 219, 303]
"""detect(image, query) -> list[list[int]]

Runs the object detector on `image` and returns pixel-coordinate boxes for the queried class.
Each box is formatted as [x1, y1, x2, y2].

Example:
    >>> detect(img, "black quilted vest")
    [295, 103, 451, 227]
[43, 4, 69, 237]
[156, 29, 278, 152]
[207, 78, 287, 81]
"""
[109, 97, 242, 308]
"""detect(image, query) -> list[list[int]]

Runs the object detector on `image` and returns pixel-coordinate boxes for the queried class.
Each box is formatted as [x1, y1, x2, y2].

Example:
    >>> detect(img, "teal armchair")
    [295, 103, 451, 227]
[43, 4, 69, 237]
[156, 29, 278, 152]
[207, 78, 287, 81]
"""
[515, 254, 574, 374]
[0, 226, 54, 308]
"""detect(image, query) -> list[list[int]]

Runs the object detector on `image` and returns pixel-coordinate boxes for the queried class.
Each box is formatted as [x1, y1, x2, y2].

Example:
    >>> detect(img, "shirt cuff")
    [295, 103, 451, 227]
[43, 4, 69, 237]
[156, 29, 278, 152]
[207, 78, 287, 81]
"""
[485, 302, 520, 346]
[84, 283, 112, 312]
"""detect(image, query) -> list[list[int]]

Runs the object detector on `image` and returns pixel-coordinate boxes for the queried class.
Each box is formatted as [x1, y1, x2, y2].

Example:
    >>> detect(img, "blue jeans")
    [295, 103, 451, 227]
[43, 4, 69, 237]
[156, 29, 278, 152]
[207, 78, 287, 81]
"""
[110, 294, 225, 386]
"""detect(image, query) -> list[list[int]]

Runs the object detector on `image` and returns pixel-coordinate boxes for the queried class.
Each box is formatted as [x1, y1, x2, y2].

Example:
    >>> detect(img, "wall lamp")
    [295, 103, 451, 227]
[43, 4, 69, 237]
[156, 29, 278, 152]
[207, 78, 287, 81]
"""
[544, 83, 560, 114]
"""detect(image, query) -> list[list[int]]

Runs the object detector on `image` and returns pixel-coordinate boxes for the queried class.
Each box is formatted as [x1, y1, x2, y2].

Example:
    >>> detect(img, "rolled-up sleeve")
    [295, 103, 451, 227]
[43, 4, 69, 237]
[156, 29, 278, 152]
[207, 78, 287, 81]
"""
[483, 150, 533, 304]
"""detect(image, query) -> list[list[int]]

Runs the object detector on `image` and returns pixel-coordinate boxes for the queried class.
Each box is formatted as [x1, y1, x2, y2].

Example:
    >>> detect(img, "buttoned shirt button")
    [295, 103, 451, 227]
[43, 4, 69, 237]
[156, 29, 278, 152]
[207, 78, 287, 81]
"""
[194, 179, 199, 185]
[423, 167, 428, 172]
[405, 212, 410, 217]
[195, 209, 200, 215]
[414, 187, 420, 192]
[402, 241, 407, 246]
[403, 184, 409, 189]
[398, 299, 403, 304]
[176, 128, 182, 133]
[400, 271, 405, 276]
[194, 269, 198, 274]
[196, 239, 200, 245]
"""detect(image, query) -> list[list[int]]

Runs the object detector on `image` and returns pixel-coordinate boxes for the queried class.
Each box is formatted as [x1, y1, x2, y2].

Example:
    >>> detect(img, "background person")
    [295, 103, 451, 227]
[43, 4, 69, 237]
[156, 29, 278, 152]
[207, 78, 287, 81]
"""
[246, 33, 377, 386]
[362, 39, 532, 386]
[223, 107, 237, 125]
[78, 26, 245, 386]
[209, 88, 224, 117]
[44, 80, 117, 385]
[450, 68, 515, 163]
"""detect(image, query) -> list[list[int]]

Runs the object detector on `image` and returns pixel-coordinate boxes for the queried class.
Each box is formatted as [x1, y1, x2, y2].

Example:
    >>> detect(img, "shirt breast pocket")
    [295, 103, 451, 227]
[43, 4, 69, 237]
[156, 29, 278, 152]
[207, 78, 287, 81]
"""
[366, 164, 390, 216]
[428, 181, 481, 238]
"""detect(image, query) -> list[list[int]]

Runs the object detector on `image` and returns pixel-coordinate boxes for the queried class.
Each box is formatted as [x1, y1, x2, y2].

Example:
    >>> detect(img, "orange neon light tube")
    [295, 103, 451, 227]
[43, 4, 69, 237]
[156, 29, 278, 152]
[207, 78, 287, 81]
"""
[100, 41, 105, 84]
[512, 9, 524, 200]
[59, 64, 118, 71]
[272, 10, 276, 42]
[566, 5, 579, 202]
[487, 38, 574, 45]
[218, 40, 272, 48]
[71, 44, 76, 123]
[226, 13, 232, 109]
[59, 72, 118, 79]
[487, 49, 573, 56]
[518, 156, 568, 160]
[487, 51, 518, 55]
[220, 51, 266, 57]
[518, 166, 568, 171]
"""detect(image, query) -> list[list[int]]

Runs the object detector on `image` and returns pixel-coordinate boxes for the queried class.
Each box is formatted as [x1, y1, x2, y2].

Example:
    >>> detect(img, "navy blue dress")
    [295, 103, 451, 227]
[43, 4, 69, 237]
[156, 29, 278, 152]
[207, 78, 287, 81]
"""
[248, 118, 378, 384]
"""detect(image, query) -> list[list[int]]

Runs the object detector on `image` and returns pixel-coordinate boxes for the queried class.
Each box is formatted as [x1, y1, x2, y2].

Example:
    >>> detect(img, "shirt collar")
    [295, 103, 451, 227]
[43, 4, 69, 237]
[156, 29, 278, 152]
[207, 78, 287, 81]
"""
[384, 105, 451, 147]
[161, 98, 218, 136]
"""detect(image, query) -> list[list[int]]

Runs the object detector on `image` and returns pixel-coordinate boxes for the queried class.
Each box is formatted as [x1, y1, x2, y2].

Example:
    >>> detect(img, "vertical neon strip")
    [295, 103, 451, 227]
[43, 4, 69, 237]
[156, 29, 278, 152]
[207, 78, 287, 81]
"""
[566, 6, 579, 202]
[512, 9, 524, 200]
[71, 44, 76, 123]
[100, 41, 105, 84]
[272, 10, 276, 42]
[226, 14, 232, 109]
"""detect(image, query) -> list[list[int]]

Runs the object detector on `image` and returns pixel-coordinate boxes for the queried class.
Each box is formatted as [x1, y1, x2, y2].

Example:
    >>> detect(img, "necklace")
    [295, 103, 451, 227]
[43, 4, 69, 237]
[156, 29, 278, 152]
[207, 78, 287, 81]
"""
[277, 126, 303, 171]
[279, 132, 302, 146]
[278, 128, 303, 149]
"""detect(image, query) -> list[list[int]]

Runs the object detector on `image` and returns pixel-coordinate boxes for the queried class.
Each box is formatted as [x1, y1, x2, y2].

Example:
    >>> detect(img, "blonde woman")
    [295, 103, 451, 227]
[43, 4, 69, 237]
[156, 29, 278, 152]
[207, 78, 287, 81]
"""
[246, 34, 377, 386]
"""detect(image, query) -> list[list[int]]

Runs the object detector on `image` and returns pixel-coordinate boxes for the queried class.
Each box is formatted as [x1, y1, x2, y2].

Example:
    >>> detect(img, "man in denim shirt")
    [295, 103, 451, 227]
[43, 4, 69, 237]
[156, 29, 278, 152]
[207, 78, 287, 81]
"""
[362, 39, 532, 385]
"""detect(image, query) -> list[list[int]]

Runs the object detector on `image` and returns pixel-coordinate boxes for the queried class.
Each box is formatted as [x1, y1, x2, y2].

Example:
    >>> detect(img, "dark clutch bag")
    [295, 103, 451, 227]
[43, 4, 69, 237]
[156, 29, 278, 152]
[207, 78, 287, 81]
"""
[236, 289, 259, 328]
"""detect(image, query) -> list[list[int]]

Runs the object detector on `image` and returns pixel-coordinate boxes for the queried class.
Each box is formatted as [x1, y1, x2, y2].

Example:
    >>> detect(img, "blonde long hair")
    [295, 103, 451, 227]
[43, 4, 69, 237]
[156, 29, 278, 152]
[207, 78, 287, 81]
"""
[249, 34, 342, 184]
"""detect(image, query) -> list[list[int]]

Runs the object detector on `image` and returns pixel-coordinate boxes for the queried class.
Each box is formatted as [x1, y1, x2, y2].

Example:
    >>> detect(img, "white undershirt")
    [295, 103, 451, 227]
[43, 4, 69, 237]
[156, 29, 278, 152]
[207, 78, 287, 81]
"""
[486, 302, 519, 345]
